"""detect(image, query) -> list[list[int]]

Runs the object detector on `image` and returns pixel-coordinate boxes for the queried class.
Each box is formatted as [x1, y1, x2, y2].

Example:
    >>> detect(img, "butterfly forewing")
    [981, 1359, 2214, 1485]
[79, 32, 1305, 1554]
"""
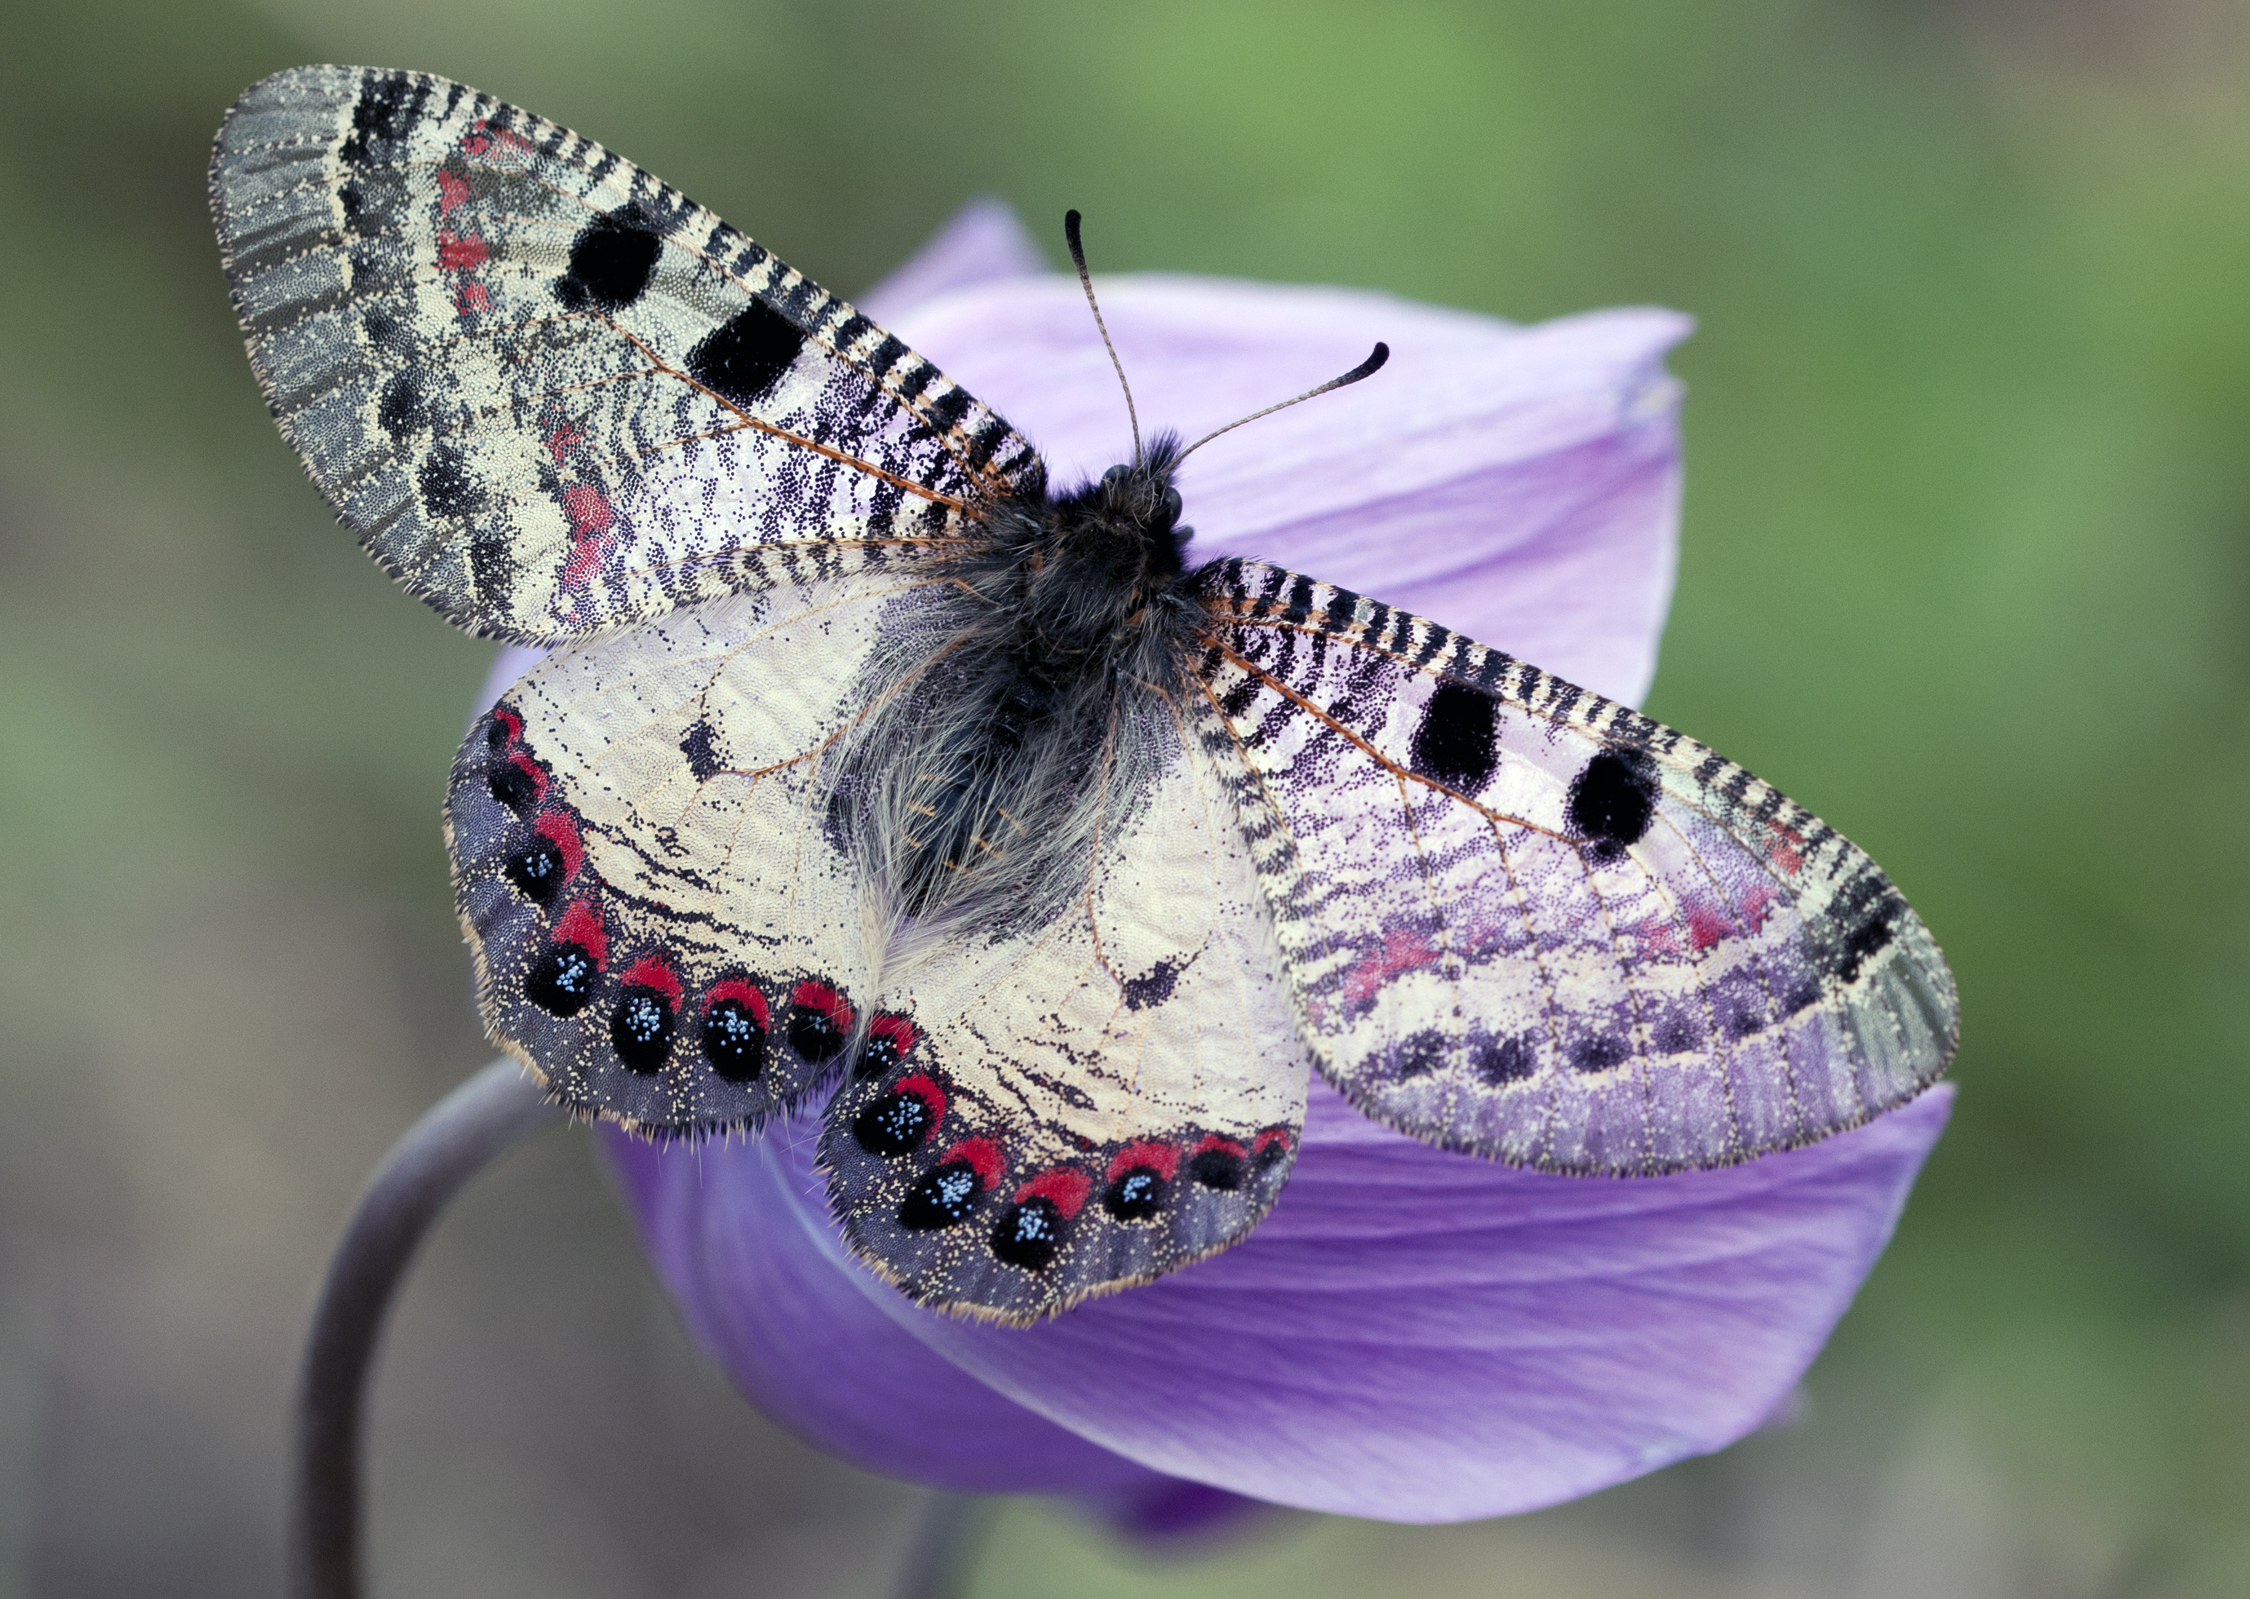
[448, 573, 923, 1131]
[210, 66, 1039, 643]
[819, 702, 1307, 1324]
[1194, 558, 1956, 1175]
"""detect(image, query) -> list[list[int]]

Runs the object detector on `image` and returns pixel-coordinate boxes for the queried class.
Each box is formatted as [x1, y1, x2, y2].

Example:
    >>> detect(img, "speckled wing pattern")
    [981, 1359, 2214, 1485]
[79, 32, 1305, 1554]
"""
[1193, 559, 1958, 1174]
[215, 65, 1956, 1326]
[820, 699, 1308, 1322]
[209, 65, 1036, 643]
[446, 575, 909, 1133]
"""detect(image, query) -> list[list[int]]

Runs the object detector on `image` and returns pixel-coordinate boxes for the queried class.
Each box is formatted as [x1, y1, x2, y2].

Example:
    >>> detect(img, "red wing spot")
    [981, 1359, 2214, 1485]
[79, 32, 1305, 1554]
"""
[1739, 884, 1778, 933]
[1193, 1135, 1247, 1160]
[1012, 1168, 1092, 1220]
[790, 979, 854, 1030]
[1340, 927, 1438, 1009]
[544, 423, 583, 463]
[561, 534, 613, 591]
[893, 1073, 947, 1125]
[461, 124, 492, 156]
[436, 170, 471, 214]
[489, 705, 523, 745]
[940, 1136, 1005, 1190]
[1636, 919, 1684, 958]
[553, 899, 608, 966]
[455, 281, 491, 316]
[1768, 827, 1805, 876]
[1252, 1128, 1292, 1159]
[437, 230, 491, 272]
[1685, 900, 1734, 952]
[704, 977, 770, 1027]
[870, 1014, 920, 1054]
[562, 483, 613, 537]
[509, 754, 548, 800]
[854, 1011, 921, 1080]
[618, 954, 681, 1008]
[1105, 1139, 1180, 1182]
[531, 810, 584, 880]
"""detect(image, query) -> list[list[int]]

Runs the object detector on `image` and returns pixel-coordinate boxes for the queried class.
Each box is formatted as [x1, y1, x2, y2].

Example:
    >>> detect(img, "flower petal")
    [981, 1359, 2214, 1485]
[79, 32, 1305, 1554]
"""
[624, 1084, 1948, 1521]
[854, 196, 1049, 324]
[882, 276, 1688, 705]
[603, 1127, 1160, 1492]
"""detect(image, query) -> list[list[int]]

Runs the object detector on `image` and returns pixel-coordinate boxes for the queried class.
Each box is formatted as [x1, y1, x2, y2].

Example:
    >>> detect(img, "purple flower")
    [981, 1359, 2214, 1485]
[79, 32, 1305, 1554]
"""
[492, 200, 1951, 1524]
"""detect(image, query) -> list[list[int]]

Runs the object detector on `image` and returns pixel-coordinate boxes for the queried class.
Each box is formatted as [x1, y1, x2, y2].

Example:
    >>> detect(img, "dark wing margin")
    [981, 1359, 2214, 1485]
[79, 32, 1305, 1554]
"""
[1191, 556, 1957, 1176]
[210, 65, 1042, 642]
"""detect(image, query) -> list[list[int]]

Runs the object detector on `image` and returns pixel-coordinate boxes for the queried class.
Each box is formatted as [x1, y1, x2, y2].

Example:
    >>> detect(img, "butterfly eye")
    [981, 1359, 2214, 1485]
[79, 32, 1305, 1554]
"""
[1160, 486, 1182, 527]
[1101, 464, 1130, 489]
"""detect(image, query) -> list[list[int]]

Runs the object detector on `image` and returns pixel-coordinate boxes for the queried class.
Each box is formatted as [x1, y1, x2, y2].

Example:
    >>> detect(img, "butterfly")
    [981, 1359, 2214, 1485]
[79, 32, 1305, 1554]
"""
[210, 65, 1957, 1325]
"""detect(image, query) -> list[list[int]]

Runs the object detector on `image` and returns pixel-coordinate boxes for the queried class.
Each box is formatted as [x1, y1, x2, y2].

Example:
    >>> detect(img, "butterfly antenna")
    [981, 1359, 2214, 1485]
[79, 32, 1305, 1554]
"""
[1064, 209, 1143, 465]
[1178, 343, 1391, 462]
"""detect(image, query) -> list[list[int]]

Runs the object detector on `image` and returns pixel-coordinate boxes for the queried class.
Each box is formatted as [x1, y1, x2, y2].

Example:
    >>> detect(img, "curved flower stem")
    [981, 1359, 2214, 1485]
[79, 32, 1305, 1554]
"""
[289, 1060, 559, 1599]
[893, 1492, 990, 1599]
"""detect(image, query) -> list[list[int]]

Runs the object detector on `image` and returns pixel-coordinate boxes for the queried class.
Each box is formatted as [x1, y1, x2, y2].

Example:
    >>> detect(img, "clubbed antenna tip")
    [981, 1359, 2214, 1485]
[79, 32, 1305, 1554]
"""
[1064, 209, 1143, 465]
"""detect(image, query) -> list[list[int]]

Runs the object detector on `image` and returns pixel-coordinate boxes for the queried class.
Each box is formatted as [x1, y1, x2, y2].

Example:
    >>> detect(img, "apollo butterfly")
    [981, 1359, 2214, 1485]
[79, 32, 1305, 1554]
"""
[210, 66, 1956, 1323]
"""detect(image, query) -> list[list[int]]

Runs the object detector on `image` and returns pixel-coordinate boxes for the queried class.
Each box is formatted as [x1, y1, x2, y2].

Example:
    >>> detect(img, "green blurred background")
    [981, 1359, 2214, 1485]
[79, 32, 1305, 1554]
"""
[2, 0, 2246, 1593]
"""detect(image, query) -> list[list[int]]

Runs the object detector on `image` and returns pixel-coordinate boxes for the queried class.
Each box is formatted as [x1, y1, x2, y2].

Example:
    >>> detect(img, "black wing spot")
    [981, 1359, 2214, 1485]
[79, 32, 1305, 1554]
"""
[1471, 1032, 1536, 1085]
[526, 944, 597, 1016]
[554, 206, 663, 313]
[701, 997, 766, 1082]
[377, 372, 423, 440]
[503, 839, 565, 903]
[990, 1198, 1063, 1271]
[1102, 1168, 1167, 1221]
[787, 998, 849, 1063]
[1571, 1034, 1631, 1073]
[1392, 1028, 1450, 1079]
[1409, 681, 1499, 793]
[688, 299, 806, 409]
[341, 71, 419, 167]
[679, 717, 723, 780]
[417, 445, 483, 519]
[609, 987, 675, 1073]
[898, 1161, 981, 1230]
[1567, 748, 1659, 856]
[1188, 1146, 1247, 1191]
[853, 1091, 934, 1157]
[1120, 959, 1180, 1011]
[487, 761, 540, 812]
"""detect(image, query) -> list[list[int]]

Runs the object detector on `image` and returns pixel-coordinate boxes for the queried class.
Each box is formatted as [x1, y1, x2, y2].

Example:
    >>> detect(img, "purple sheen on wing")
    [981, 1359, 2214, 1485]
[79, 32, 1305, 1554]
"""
[854, 195, 1049, 325]
[878, 275, 1686, 707]
[609, 1085, 1949, 1521]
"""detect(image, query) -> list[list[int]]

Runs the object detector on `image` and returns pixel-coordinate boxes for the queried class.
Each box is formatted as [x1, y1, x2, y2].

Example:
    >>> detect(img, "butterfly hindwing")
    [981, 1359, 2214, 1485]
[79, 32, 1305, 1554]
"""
[819, 703, 1308, 1324]
[1194, 558, 1957, 1175]
[210, 66, 1039, 643]
[447, 572, 931, 1131]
